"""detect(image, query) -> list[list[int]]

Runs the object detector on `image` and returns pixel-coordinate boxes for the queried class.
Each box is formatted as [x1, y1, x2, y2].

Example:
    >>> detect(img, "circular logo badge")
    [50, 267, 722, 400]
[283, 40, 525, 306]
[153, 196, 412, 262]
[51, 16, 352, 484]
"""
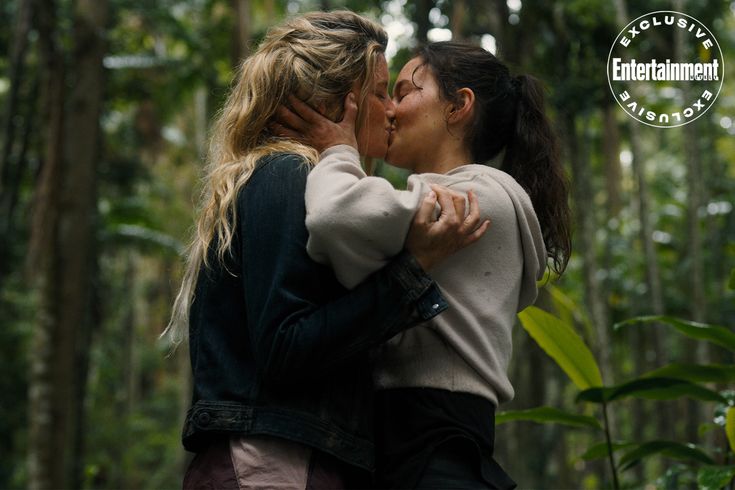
[607, 10, 724, 128]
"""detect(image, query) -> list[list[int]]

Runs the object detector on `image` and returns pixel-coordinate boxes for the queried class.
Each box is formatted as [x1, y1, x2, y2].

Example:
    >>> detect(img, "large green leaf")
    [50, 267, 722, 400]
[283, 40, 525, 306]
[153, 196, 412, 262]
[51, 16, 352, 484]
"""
[727, 407, 735, 455]
[577, 377, 727, 404]
[698, 465, 735, 490]
[641, 363, 735, 383]
[580, 441, 635, 461]
[496, 406, 601, 430]
[518, 306, 603, 390]
[614, 316, 735, 352]
[618, 441, 714, 471]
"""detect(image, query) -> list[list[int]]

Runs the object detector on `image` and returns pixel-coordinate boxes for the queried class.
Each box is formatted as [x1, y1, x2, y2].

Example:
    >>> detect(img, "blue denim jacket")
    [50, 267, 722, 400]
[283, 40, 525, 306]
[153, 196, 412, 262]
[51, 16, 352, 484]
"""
[182, 153, 448, 471]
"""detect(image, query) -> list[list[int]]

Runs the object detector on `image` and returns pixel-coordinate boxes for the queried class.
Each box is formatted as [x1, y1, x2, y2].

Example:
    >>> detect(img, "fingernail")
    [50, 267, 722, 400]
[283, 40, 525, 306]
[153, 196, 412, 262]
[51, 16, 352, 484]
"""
[428, 191, 436, 200]
[349, 93, 356, 101]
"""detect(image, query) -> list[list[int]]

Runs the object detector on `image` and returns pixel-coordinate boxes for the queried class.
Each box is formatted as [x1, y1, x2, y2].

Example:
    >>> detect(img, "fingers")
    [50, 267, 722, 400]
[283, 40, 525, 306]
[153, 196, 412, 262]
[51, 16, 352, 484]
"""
[413, 190, 437, 227]
[287, 95, 324, 124]
[341, 93, 358, 126]
[460, 190, 481, 233]
[275, 104, 307, 132]
[431, 185, 458, 226]
[451, 192, 466, 220]
[464, 219, 491, 245]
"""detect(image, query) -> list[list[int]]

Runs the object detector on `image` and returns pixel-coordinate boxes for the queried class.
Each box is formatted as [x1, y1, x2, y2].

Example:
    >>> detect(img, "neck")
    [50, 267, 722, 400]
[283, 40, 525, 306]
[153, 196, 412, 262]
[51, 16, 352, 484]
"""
[413, 139, 473, 174]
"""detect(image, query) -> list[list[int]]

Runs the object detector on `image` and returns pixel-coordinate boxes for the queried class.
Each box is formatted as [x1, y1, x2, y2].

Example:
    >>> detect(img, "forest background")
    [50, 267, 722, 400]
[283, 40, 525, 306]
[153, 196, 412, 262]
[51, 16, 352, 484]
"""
[1, 0, 734, 489]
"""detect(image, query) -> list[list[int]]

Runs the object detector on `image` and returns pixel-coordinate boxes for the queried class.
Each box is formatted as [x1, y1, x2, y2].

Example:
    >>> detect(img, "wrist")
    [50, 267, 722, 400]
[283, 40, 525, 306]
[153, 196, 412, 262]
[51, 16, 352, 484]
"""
[411, 252, 435, 272]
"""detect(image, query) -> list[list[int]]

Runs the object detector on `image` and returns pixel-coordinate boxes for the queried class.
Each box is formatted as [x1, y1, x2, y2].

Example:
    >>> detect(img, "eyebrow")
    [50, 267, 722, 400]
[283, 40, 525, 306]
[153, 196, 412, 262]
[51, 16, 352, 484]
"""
[392, 79, 408, 97]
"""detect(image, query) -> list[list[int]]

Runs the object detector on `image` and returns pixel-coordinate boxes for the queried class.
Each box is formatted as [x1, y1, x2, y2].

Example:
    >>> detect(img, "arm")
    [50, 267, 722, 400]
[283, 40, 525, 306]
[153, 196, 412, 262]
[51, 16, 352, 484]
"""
[241, 154, 447, 384]
[305, 145, 424, 288]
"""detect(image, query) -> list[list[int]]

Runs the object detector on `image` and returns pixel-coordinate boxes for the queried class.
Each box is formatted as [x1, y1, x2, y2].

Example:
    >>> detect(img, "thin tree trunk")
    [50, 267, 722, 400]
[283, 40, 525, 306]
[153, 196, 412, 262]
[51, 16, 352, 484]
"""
[231, 0, 250, 67]
[487, 0, 509, 57]
[28, 0, 66, 487]
[61, 2, 108, 487]
[413, 0, 432, 45]
[602, 105, 622, 218]
[450, 0, 466, 41]
[673, 5, 706, 327]
[564, 114, 613, 384]
[28, 0, 108, 487]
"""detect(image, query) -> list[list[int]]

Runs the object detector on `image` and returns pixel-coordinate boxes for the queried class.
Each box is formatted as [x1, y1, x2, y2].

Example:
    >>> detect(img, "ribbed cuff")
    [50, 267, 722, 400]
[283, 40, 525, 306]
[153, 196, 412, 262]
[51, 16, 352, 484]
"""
[319, 144, 360, 161]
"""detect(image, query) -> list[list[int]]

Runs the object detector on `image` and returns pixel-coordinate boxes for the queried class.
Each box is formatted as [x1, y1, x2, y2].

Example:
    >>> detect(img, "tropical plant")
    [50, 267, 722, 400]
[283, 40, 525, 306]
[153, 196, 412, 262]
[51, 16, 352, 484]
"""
[499, 277, 735, 489]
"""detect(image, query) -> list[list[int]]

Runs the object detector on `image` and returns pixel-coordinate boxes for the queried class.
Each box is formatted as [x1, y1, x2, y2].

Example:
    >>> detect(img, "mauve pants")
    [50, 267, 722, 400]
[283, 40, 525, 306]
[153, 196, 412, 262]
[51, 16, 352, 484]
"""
[183, 435, 347, 490]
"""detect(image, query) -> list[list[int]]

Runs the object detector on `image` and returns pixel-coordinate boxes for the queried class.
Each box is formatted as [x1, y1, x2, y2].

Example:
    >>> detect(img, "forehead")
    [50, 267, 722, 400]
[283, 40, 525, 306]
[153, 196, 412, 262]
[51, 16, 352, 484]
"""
[374, 54, 388, 84]
[397, 57, 426, 81]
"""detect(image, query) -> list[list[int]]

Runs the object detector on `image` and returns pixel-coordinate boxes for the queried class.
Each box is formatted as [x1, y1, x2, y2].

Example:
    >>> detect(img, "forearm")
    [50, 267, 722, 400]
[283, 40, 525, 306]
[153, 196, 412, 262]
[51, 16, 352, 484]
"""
[255, 251, 446, 383]
[305, 145, 426, 288]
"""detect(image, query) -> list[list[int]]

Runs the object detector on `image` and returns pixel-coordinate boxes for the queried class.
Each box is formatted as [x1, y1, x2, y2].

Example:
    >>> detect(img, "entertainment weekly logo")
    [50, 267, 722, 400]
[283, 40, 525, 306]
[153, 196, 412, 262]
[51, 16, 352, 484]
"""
[607, 10, 724, 128]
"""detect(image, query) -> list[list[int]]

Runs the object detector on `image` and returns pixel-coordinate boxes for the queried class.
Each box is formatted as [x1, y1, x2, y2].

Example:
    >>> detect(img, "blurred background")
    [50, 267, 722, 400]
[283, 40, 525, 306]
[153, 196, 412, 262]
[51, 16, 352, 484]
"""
[0, 0, 733, 489]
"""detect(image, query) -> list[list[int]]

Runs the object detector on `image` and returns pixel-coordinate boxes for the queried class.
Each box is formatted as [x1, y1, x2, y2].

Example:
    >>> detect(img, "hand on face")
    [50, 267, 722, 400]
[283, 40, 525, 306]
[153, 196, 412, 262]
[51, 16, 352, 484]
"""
[271, 54, 394, 159]
[271, 94, 359, 154]
[406, 184, 490, 271]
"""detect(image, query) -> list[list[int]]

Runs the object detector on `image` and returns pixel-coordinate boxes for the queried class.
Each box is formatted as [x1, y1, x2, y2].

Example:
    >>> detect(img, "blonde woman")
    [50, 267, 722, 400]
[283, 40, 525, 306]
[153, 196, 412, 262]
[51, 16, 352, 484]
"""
[165, 12, 486, 489]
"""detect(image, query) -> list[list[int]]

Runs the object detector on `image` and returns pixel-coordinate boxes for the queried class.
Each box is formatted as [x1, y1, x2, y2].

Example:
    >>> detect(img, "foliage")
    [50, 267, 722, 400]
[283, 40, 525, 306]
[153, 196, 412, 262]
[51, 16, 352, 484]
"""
[501, 299, 735, 489]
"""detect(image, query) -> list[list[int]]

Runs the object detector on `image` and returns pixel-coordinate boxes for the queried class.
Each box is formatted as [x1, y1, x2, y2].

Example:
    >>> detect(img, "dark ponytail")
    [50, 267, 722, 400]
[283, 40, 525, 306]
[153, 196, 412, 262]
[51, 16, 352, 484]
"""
[417, 42, 571, 275]
[504, 74, 571, 275]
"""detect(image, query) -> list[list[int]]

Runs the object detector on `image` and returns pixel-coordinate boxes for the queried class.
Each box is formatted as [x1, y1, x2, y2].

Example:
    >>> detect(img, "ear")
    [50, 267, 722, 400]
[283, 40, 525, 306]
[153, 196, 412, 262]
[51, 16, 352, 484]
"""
[446, 87, 475, 126]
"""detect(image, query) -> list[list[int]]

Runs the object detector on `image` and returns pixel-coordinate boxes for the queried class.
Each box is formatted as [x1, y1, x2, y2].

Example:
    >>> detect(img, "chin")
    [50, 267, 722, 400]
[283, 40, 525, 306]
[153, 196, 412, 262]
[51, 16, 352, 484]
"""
[385, 151, 412, 170]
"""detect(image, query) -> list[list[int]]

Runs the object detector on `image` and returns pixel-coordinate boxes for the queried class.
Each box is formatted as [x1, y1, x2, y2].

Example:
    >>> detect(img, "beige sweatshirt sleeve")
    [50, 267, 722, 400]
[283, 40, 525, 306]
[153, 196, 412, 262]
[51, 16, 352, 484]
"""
[304, 144, 429, 289]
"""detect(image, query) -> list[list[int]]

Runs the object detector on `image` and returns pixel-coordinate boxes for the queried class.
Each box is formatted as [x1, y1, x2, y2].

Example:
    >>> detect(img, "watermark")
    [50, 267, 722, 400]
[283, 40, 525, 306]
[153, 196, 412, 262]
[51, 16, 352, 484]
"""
[607, 10, 724, 128]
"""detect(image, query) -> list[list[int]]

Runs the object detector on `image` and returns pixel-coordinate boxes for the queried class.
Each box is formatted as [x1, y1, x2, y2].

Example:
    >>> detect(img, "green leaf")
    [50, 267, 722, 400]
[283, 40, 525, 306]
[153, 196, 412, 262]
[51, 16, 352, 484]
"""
[727, 407, 735, 455]
[580, 441, 635, 461]
[577, 378, 726, 404]
[641, 363, 735, 384]
[614, 316, 735, 352]
[518, 306, 603, 390]
[697, 465, 735, 490]
[729, 269, 735, 290]
[496, 406, 602, 430]
[618, 441, 715, 471]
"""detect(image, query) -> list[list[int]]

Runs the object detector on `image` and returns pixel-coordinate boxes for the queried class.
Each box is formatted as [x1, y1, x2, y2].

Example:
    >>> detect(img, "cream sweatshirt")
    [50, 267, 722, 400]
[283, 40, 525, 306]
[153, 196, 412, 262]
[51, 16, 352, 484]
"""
[305, 145, 546, 406]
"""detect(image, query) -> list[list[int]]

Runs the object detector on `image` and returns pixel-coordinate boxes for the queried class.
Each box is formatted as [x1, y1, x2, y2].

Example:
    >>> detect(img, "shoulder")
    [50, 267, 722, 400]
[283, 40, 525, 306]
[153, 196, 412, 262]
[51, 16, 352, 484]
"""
[238, 152, 313, 210]
[251, 152, 313, 182]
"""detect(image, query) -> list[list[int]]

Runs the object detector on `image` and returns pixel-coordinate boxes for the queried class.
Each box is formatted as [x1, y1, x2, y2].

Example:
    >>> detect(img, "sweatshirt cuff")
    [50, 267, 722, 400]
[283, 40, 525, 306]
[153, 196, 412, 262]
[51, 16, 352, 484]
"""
[319, 144, 360, 162]
[387, 251, 448, 321]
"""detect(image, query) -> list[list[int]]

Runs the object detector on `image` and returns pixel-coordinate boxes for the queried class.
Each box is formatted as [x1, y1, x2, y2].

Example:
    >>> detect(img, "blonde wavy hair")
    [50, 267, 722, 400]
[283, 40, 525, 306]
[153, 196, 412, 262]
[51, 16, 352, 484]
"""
[163, 11, 388, 346]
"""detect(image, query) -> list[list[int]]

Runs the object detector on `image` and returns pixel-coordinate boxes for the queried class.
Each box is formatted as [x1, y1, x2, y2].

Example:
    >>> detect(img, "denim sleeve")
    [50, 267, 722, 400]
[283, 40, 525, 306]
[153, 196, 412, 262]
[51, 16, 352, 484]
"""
[240, 154, 447, 383]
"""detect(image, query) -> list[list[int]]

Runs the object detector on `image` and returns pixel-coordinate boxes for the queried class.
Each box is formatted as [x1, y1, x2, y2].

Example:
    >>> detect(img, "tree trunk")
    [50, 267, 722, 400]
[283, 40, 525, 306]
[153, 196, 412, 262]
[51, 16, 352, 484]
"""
[413, 0, 432, 45]
[673, 6, 706, 328]
[450, 0, 466, 41]
[231, 0, 250, 67]
[27, 0, 108, 487]
[601, 105, 622, 217]
[564, 114, 613, 383]
[27, 0, 66, 486]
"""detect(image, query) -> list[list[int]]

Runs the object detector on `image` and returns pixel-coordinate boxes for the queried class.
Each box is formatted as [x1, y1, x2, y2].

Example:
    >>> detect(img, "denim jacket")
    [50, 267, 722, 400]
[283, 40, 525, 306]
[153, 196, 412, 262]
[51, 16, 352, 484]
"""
[182, 153, 448, 471]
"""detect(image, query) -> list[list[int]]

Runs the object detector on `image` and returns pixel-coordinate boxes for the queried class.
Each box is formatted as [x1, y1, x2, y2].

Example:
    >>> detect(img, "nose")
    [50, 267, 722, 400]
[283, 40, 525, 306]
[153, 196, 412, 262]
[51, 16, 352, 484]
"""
[385, 98, 396, 119]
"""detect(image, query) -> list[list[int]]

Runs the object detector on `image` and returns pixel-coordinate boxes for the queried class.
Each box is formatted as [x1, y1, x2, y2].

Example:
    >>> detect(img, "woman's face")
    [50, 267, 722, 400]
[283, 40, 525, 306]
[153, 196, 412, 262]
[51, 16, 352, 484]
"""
[355, 54, 394, 159]
[385, 57, 450, 171]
